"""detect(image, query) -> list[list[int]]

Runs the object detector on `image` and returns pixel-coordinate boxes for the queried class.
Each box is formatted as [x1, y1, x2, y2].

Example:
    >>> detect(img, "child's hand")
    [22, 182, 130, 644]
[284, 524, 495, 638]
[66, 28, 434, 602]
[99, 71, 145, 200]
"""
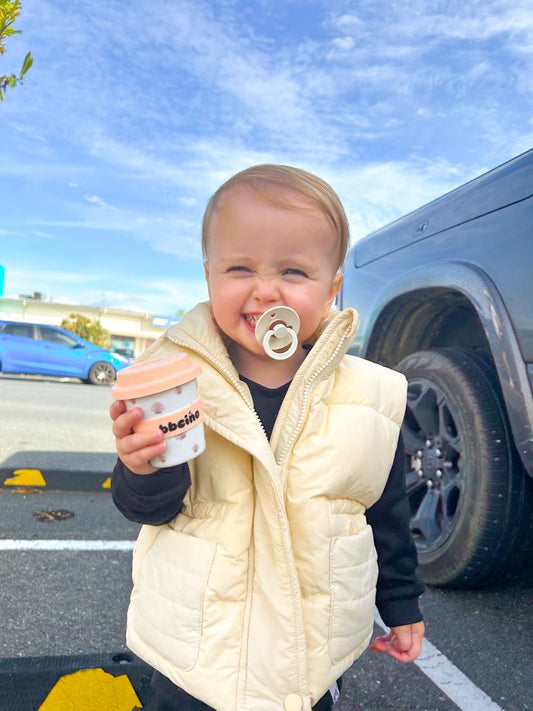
[110, 400, 166, 476]
[370, 621, 425, 662]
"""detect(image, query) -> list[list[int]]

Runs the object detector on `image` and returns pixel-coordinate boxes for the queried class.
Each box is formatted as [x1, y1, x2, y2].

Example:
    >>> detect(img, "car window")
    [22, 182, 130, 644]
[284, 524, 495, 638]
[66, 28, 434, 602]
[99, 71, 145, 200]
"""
[1, 323, 35, 339]
[39, 327, 78, 347]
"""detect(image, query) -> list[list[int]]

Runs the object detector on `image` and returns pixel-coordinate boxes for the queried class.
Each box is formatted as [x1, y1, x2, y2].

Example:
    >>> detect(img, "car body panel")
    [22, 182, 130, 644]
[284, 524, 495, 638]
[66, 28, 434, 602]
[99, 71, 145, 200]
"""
[340, 148, 533, 476]
[354, 150, 533, 269]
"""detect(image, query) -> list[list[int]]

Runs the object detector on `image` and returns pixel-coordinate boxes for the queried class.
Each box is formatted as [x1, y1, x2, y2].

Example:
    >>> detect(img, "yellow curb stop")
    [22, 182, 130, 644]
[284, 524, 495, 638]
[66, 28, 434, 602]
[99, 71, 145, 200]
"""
[4, 469, 47, 487]
[39, 667, 143, 710]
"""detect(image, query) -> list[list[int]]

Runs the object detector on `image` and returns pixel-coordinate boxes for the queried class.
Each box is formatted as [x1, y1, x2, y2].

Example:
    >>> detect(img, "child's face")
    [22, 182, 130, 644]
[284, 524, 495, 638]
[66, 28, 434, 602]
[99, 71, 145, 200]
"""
[204, 185, 342, 376]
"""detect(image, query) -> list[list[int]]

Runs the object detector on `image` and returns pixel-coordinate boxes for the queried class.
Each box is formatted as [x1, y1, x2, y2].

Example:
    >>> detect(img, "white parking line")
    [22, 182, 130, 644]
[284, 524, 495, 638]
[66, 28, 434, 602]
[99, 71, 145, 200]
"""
[0, 539, 135, 551]
[0, 540, 506, 711]
[374, 612, 504, 711]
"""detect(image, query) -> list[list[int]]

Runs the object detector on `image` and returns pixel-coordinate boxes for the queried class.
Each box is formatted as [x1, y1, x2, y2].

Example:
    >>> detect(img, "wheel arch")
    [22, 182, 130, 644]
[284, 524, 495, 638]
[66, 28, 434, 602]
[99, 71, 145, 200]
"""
[364, 260, 533, 476]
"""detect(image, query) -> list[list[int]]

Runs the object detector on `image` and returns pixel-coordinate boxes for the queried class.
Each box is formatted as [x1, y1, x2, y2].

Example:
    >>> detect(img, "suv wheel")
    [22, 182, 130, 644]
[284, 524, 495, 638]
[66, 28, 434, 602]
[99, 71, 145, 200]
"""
[396, 348, 533, 588]
[87, 362, 116, 385]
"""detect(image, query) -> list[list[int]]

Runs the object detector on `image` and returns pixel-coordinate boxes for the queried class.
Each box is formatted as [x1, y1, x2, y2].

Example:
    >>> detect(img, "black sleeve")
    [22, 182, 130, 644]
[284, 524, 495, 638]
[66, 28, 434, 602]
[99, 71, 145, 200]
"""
[367, 432, 425, 627]
[111, 457, 191, 526]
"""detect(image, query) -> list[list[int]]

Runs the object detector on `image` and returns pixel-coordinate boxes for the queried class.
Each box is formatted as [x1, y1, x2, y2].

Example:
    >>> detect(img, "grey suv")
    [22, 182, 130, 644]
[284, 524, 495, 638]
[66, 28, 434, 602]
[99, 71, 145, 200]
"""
[340, 149, 533, 588]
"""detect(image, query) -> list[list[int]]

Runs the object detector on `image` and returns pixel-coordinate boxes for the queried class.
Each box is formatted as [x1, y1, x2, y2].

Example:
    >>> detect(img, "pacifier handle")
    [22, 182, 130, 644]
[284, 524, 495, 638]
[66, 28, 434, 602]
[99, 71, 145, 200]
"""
[255, 307, 301, 360]
[262, 325, 299, 360]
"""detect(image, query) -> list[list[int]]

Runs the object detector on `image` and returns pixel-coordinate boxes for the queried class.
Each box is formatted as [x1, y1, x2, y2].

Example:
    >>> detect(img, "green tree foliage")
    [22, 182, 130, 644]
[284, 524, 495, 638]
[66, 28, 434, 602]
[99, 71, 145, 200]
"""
[0, 0, 32, 100]
[60, 313, 111, 349]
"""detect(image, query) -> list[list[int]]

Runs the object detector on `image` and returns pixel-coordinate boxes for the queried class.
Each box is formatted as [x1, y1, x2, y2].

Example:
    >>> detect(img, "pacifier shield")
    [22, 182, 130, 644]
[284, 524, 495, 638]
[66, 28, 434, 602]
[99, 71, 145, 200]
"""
[255, 307, 300, 360]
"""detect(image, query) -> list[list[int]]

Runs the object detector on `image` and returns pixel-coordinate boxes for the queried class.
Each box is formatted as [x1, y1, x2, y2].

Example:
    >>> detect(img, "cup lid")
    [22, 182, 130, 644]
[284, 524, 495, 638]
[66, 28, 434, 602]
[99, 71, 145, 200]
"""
[111, 354, 202, 400]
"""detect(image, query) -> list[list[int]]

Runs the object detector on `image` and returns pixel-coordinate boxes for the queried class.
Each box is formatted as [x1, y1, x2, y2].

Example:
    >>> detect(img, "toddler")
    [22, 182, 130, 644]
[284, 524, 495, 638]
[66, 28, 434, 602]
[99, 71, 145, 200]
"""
[111, 164, 425, 711]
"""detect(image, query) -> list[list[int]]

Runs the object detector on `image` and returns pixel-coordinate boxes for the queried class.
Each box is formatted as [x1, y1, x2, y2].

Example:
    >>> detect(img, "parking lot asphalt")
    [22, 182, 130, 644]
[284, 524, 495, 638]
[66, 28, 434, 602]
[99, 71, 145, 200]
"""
[2, 375, 532, 710]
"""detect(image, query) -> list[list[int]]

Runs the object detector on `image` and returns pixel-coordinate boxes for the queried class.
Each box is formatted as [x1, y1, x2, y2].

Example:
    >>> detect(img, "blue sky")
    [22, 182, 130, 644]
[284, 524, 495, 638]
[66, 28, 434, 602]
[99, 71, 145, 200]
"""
[1, 0, 532, 317]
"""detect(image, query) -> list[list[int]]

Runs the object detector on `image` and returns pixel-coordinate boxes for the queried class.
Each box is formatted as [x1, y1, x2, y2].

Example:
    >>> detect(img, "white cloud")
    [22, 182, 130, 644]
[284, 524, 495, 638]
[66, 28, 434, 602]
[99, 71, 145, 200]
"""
[83, 194, 116, 210]
[10, 0, 528, 189]
[178, 196, 198, 207]
[27, 219, 131, 231]
[6, 269, 97, 285]
[67, 282, 208, 316]
[332, 1, 533, 43]
[27, 208, 203, 261]
[106, 278, 209, 314]
[419, 6, 533, 42]
[13, 0, 348, 165]
[331, 36, 356, 51]
[327, 1, 533, 97]
[0, 229, 25, 237]
[0, 157, 91, 180]
[335, 14, 365, 31]
[320, 158, 472, 242]
[3, 0, 532, 317]
[31, 230, 55, 239]
[3, 267, 208, 314]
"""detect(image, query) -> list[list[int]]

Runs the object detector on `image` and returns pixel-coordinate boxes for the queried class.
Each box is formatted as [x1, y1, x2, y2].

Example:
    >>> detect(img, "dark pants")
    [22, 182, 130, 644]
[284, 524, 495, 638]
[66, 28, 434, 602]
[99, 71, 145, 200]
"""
[144, 670, 342, 710]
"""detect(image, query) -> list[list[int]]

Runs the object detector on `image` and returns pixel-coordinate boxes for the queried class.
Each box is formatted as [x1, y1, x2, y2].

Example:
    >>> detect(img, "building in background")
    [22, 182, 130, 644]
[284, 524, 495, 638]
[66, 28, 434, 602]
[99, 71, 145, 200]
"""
[0, 293, 176, 358]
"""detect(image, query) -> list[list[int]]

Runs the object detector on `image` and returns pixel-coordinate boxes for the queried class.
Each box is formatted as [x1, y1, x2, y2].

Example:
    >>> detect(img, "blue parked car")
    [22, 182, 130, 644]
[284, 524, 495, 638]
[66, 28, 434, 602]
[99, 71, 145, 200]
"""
[0, 320, 128, 385]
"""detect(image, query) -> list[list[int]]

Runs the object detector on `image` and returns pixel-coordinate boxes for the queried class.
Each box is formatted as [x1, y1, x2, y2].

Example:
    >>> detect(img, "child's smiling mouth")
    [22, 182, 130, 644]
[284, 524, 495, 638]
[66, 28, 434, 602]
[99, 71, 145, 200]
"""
[242, 313, 262, 331]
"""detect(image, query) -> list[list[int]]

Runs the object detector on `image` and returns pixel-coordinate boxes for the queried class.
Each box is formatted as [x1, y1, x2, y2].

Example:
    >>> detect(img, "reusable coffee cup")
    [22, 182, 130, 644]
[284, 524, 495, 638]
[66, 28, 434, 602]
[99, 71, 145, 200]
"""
[254, 306, 301, 360]
[111, 354, 205, 468]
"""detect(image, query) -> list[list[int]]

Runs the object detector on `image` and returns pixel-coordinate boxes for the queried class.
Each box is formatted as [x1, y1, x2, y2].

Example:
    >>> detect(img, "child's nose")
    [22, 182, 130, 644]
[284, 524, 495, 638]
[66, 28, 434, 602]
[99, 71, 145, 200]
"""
[252, 275, 281, 302]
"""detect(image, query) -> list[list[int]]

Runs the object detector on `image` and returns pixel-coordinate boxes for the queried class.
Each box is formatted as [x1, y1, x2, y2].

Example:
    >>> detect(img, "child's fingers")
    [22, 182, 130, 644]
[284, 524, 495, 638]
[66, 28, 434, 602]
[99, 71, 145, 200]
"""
[119, 440, 166, 474]
[370, 624, 425, 663]
[109, 399, 126, 421]
[387, 630, 416, 663]
[385, 645, 418, 663]
[118, 429, 164, 456]
[370, 631, 393, 653]
[112, 407, 145, 439]
[395, 621, 425, 662]
[111, 404, 167, 474]
[370, 632, 408, 661]
[116, 430, 166, 475]
[392, 629, 412, 652]
[400, 626, 425, 662]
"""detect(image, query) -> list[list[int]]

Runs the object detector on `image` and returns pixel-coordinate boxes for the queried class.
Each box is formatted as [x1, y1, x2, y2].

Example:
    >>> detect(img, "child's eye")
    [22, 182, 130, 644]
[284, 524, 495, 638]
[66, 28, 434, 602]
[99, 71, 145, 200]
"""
[282, 268, 308, 277]
[227, 266, 251, 273]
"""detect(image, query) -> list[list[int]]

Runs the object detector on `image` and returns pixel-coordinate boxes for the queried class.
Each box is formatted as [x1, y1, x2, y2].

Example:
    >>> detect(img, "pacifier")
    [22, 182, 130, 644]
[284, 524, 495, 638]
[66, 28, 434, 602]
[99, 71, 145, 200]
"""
[254, 306, 301, 360]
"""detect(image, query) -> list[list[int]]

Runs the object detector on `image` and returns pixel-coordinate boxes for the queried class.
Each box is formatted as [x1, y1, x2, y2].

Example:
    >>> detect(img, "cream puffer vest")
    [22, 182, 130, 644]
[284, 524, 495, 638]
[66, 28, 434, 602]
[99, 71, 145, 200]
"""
[126, 303, 407, 711]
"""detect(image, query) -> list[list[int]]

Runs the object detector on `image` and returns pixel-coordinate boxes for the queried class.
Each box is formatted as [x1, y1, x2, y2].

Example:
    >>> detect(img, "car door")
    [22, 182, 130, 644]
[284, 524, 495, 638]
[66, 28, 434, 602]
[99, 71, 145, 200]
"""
[0, 323, 41, 373]
[36, 326, 87, 377]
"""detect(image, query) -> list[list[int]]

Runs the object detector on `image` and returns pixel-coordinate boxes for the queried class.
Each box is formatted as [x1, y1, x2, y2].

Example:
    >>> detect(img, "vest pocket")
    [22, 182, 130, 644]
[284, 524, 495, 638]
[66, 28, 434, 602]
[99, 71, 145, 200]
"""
[328, 525, 378, 664]
[132, 527, 216, 671]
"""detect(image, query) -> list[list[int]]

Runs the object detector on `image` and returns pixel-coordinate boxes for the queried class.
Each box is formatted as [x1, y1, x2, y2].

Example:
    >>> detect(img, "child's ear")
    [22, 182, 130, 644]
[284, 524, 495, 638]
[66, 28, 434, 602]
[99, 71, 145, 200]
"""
[322, 273, 343, 317]
[204, 261, 212, 300]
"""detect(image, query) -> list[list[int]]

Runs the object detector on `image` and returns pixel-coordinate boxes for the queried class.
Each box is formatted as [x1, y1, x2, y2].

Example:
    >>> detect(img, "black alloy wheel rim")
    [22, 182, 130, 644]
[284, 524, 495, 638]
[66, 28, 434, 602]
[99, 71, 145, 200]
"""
[402, 377, 466, 554]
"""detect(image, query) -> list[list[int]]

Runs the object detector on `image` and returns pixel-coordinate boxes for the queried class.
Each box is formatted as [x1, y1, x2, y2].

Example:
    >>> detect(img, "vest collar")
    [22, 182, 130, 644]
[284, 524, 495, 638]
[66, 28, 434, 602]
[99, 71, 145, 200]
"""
[164, 302, 360, 471]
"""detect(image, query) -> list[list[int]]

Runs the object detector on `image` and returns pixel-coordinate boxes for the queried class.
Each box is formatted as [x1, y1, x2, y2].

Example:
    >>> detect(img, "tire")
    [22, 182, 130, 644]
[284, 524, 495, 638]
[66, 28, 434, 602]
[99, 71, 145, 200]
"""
[396, 348, 533, 588]
[87, 362, 116, 385]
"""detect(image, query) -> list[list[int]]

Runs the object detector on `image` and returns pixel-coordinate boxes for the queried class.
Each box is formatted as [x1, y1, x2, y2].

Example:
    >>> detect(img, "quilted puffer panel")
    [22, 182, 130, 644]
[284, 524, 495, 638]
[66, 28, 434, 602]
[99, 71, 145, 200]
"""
[132, 527, 216, 671]
[328, 525, 378, 663]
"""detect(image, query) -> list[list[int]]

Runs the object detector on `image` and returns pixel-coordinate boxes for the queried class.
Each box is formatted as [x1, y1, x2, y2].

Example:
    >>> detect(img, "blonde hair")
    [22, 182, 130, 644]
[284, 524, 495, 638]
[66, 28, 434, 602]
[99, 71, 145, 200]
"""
[201, 164, 349, 270]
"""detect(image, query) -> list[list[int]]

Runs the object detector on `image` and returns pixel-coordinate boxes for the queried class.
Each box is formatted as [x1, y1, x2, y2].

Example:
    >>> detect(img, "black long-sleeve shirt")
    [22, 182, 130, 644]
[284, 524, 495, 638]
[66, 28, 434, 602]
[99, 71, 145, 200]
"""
[112, 375, 424, 627]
